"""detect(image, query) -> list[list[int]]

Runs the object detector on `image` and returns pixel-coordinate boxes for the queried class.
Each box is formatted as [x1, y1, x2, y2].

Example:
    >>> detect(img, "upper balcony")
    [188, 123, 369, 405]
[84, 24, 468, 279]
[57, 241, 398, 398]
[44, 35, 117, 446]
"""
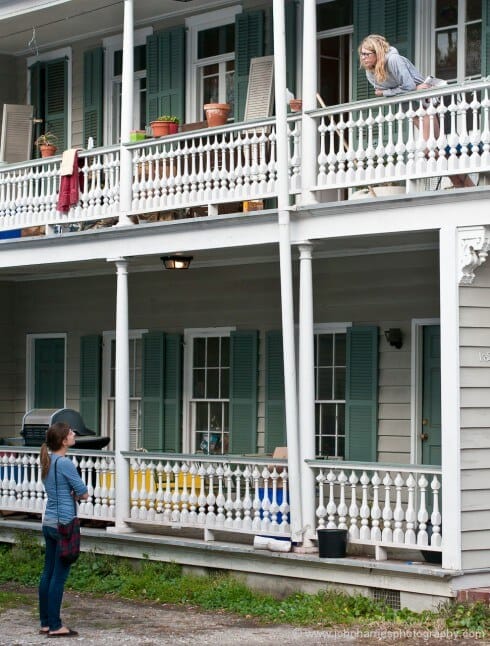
[0, 80, 489, 241]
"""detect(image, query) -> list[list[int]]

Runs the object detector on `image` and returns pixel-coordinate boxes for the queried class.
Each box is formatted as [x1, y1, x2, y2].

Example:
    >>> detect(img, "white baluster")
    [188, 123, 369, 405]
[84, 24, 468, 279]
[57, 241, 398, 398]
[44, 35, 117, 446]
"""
[206, 464, 216, 526]
[430, 475, 442, 547]
[315, 470, 327, 530]
[326, 469, 338, 529]
[381, 472, 393, 543]
[417, 473, 429, 546]
[348, 471, 360, 539]
[405, 473, 417, 544]
[393, 473, 405, 543]
[337, 470, 348, 530]
[359, 471, 371, 541]
[370, 471, 382, 541]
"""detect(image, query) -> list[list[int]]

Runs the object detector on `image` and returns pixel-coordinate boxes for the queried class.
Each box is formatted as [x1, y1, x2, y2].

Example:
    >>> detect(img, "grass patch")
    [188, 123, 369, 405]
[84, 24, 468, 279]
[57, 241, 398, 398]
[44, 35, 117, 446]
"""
[0, 532, 488, 636]
[0, 590, 32, 613]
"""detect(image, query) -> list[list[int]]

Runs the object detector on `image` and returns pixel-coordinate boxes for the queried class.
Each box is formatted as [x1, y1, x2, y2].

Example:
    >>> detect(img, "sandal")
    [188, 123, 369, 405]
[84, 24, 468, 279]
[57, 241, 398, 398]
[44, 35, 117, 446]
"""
[47, 628, 79, 638]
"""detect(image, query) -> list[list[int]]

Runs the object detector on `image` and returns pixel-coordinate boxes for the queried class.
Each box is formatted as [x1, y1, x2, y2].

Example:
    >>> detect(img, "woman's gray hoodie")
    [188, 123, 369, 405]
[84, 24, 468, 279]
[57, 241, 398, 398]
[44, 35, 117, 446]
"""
[365, 46, 425, 96]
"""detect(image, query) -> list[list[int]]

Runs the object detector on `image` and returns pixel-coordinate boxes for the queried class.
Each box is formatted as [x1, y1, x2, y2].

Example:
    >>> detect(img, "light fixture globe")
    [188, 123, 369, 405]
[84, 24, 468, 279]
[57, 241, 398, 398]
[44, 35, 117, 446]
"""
[160, 255, 193, 270]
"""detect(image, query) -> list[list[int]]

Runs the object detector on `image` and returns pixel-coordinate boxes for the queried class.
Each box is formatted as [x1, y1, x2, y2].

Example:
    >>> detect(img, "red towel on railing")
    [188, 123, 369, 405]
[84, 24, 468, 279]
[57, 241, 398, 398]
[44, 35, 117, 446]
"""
[57, 149, 83, 213]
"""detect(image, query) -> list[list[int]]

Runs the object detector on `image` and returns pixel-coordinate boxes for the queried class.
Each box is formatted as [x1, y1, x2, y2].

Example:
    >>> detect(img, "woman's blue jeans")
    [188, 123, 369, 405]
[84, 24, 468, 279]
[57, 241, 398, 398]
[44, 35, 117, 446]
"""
[38, 525, 72, 631]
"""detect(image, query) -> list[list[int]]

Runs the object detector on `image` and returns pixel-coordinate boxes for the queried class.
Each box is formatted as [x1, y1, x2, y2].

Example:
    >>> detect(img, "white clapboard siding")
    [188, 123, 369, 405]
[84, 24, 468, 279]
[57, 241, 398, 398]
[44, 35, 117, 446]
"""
[244, 56, 274, 122]
[0, 104, 33, 163]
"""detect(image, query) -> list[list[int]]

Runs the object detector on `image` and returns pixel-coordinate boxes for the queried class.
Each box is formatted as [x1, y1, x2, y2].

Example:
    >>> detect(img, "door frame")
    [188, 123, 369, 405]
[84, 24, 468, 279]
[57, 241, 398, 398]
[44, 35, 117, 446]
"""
[410, 318, 440, 464]
[317, 25, 353, 105]
[26, 333, 67, 411]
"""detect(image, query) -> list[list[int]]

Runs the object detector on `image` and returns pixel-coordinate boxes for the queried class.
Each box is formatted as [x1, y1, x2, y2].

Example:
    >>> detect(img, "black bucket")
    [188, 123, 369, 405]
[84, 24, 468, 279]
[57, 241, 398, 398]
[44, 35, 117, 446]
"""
[317, 528, 348, 558]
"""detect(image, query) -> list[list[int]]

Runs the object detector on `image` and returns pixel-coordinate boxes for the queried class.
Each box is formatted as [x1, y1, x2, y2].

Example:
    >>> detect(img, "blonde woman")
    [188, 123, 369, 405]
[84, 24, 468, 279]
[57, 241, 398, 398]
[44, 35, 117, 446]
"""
[358, 34, 473, 188]
[38, 423, 88, 638]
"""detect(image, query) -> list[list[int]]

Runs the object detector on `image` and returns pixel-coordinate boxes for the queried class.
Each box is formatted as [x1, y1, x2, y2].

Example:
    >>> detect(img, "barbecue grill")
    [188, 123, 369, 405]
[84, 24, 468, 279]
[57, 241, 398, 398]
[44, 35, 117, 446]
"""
[21, 408, 110, 450]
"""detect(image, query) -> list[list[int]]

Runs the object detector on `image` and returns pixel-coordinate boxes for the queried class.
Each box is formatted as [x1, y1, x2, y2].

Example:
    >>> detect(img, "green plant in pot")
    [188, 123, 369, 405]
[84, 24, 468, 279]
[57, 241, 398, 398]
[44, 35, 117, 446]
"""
[35, 131, 59, 158]
[150, 115, 179, 137]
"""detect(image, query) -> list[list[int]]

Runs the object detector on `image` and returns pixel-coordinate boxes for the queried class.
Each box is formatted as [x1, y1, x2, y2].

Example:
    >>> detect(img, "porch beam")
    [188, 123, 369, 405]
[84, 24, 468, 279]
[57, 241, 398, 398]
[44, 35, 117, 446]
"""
[439, 224, 461, 569]
[272, 0, 302, 542]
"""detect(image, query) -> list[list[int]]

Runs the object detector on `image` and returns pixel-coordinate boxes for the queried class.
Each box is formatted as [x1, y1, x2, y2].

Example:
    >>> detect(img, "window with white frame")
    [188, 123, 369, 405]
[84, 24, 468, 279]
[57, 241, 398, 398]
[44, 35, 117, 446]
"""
[314, 328, 347, 458]
[101, 331, 145, 449]
[433, 0, 482, 81]
[104, 28, 151, 145]
[184, 329, 232, 454]
[186, 6, 241, 122]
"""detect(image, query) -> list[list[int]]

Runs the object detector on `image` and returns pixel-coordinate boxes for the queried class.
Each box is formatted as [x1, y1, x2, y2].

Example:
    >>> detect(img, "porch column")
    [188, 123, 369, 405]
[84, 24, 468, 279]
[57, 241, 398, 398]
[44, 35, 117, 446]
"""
[272, 0, 302, 543]
[298, 242, 317, 544]
[300, 0, 318, 205]
[117, 0, 134, 227]
[109, 257, 132, 532]
[439, 224, 461, 569]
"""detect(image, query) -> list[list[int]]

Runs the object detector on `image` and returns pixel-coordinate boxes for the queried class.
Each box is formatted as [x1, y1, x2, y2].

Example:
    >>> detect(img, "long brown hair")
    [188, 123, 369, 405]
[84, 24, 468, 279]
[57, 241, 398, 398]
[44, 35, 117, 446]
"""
[358, 34, 390, 83]
[40, 422, 71, 480]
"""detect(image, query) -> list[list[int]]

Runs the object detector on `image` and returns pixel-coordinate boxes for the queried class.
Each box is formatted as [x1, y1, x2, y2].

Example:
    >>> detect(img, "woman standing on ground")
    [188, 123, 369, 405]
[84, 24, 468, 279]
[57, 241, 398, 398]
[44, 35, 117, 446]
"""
[38, 422, 88, 638]
[358, 33, 473, 188]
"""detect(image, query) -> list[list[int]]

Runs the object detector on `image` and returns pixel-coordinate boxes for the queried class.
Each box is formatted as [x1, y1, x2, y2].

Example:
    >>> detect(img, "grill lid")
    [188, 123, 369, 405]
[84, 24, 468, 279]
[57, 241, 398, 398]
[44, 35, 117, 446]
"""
[22, 408, 95, 436]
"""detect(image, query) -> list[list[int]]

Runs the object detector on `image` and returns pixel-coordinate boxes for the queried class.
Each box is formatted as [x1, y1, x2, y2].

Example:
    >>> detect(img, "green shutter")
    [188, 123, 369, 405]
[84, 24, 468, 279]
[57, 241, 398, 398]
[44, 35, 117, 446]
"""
[83, 48, 104, 148]
[384, 0, 414, 59]
[163, 333, 182, 452]
[353, 0, 385, 101]
[45, 58, 68, 151]
[146, 27, 185, 124]
[264, 331, 286, 453]
[229, 330, 258, 454]
[345, 326, 378, 462]
[34, 338, 65, 409]
[285, 0, 298, 96]
[483, 0, 490, 75]
[141, 332, 165, 451]
[234, 10, 265, 122]
[79, 335, 102, 434]
[30, 61, 43, 157]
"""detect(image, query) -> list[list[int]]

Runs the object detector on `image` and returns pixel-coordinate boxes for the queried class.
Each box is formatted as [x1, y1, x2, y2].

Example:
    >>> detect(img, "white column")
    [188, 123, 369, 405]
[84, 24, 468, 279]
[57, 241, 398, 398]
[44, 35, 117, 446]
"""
[439, 225, 461, 569]
[108, 257, 132, 532]
[298, 242, 317, 544]
[273, 0, 302, 543]
[300, 0, 318, 205]
[117, 0, 135, 227]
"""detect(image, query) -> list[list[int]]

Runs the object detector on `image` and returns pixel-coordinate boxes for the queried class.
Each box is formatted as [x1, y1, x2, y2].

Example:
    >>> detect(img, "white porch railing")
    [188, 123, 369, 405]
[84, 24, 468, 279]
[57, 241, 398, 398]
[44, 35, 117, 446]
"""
[0, 447, 116, 521]
[311, 79, 490, 195]
[128, 117, 301, 217]
[307, 460, 442, 559]
[123, 452, 290, 539]
[0, 146, 120, 233]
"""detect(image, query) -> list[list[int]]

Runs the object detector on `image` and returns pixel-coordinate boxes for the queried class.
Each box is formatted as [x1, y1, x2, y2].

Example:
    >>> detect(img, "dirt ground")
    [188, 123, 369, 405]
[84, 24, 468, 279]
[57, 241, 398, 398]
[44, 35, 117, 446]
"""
[0, 584, 488, 645]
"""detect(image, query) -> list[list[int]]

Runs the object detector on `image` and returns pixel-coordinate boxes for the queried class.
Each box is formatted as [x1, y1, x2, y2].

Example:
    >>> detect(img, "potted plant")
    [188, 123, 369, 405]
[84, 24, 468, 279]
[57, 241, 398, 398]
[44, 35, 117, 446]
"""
[34, 132, 58, 158]
[150, 115, 179, 137]
[203, 103, 230, 127]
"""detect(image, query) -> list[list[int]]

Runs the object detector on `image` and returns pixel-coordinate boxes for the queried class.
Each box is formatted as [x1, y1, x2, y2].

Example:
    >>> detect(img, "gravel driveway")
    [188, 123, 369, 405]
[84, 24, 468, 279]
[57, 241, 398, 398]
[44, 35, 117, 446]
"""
[0, 585, 488, 645]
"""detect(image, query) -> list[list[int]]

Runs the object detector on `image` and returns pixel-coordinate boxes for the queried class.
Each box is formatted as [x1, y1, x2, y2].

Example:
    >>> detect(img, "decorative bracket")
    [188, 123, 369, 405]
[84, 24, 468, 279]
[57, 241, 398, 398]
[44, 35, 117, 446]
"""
[459, 226, 490, 285]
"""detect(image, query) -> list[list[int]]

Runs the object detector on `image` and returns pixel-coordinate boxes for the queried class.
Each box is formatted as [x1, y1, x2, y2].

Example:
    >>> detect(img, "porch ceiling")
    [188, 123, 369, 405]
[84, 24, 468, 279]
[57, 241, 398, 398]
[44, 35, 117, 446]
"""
[0, 228, 438, 282]
[0, 0, 235, 56]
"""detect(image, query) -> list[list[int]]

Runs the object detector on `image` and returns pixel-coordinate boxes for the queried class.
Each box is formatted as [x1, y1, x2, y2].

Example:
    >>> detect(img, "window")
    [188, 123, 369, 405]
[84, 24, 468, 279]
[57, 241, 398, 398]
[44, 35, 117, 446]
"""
[104, 29, 151, 145]
[184, 328, 233, 454]
[434, 0, 482, 81]
[314, 330, 347, 457]
[186, 6, 241, 122]
[101, 331, 144, 449]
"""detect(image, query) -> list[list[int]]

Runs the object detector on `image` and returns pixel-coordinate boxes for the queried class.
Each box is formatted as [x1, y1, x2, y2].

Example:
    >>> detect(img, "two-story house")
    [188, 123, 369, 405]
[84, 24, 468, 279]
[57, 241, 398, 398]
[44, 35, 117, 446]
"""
[1, 0, 490, 611]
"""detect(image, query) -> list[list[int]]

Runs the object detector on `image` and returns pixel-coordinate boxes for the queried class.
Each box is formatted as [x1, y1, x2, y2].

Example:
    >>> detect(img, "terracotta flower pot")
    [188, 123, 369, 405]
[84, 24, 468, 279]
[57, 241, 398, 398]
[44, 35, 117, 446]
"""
[150, 120, 177, 137]
[204, 103, 230, 127]
[289, 99, 303, 113]
[39, 144, 57, 158]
